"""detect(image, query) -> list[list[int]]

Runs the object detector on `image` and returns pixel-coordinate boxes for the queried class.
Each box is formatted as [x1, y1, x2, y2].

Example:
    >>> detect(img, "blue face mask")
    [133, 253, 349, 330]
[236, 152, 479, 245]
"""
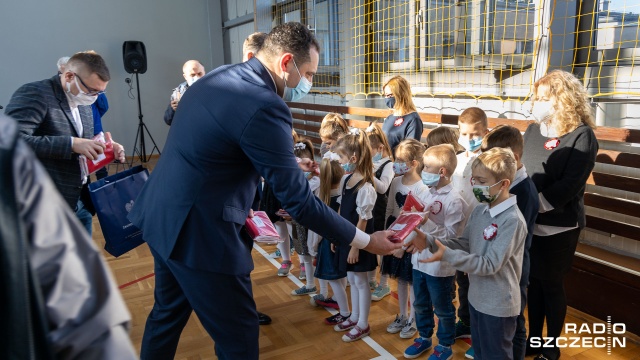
[303, 171, 311, 179]
[282, 58, 312, 102]
[421, 171, 441, 187]
[341, 162, 356, 174]
[385, 97, 396, 109]
[393, 162, 411, 175]
[459, 136, 483, 153]
[372, 151, 383, 162]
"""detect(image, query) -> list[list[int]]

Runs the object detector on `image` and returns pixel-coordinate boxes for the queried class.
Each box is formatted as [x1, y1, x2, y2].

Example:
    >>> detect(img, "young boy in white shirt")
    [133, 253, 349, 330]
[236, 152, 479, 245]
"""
[403, 144, 468, 360]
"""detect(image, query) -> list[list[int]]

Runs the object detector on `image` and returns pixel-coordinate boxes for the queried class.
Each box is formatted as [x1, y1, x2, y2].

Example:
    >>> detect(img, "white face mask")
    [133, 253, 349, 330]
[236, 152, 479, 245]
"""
[187, 76, 200, 86]
[66, 76, 98, 106]
[531, 101, 553, 123]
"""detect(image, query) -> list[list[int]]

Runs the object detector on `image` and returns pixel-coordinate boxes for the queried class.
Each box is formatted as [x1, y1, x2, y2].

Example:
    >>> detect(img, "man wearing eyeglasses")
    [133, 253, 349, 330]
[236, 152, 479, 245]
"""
[5, 50, 126, 216]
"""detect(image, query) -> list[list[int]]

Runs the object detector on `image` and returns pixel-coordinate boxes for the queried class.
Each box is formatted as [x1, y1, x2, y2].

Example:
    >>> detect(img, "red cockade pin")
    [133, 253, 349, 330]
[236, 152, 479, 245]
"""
[394, 117, 404, 126]
[544, 138, 560, 150]
[483, 223, 498, 241]
[430, 201, 443, 215]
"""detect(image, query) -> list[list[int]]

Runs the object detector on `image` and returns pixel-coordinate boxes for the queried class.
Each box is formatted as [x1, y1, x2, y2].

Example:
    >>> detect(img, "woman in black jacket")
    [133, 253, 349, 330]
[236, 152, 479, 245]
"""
[522, 70, 598, 360]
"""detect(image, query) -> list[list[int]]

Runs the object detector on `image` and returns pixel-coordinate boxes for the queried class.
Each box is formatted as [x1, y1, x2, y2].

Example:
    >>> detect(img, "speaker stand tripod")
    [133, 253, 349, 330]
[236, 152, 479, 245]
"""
[130, 71, 160, 167]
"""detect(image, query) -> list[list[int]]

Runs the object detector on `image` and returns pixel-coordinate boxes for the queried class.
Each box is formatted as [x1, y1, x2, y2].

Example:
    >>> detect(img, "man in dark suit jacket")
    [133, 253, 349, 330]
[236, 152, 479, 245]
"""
[5, 51, 125, 221]
[128, 23, 400, 360]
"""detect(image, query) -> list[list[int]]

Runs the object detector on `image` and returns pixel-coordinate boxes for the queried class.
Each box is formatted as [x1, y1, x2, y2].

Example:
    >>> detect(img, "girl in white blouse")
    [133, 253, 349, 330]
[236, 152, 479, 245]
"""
[332, 128, 378, 342]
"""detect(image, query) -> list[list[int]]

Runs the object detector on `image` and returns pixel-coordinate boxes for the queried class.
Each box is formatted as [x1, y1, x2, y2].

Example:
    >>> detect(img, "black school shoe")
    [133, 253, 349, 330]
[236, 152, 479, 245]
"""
[258, 312, 272, 325]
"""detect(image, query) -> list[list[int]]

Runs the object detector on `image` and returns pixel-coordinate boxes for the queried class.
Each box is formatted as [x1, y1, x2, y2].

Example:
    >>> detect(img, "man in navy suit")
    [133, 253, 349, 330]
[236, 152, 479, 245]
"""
[128, 23, 400, 360]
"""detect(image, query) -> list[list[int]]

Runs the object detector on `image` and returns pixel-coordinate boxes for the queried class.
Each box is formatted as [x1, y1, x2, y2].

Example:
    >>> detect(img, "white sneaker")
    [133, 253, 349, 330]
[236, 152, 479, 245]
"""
[400, 318, 417, 338]
[386, 314, 406, 334]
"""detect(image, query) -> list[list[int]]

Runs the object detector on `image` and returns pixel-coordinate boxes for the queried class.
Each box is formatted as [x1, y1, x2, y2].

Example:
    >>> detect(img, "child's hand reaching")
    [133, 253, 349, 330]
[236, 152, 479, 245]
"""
[419, 239, 447, 263]
[347, 247, 359, 264]
[405, 228, 427, 253]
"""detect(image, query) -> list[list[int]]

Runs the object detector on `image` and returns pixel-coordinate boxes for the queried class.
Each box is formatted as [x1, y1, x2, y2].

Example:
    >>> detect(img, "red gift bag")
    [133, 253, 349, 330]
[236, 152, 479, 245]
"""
[245, 211, 281, 244]
[402, 191, 426, 212]
[388, 212, 427, 243]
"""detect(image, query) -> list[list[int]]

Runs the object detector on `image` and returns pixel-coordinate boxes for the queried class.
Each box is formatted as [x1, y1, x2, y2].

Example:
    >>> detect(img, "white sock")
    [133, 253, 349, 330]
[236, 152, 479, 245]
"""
[379, 273, 389, 288]
[300, 255, 315, 287]
[352, 272, 371, 330]
[398, 279, 409, 319]
[275, 221, 291, 261]
[329, 278, 350, 317]
[318, 279, 329, 298]
[347, 272, 359, 323]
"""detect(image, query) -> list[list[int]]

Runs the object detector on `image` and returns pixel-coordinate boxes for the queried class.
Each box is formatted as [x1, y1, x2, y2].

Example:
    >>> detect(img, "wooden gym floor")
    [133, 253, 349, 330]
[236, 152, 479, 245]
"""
[94, 159, 639, 359]
[95, 224, 639, 359]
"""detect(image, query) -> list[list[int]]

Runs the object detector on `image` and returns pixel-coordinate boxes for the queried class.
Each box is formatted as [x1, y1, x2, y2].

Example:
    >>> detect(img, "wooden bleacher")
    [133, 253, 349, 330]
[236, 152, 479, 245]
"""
[288, 101, 640, 336]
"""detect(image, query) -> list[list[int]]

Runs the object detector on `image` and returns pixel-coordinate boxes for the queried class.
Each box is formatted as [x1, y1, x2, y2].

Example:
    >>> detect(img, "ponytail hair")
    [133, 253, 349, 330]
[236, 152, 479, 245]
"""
[319, 113, 349, 141]
[319, 157, 345, 205]
[292, 129, 299, 143]
[335, 128, 374, 190]
[366, 122, 394, 161]
[294, 137, 315, 159]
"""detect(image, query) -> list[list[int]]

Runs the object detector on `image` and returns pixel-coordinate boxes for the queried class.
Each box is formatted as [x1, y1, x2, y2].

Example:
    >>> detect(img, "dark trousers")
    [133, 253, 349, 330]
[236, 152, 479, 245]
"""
[456, 270, 470, 325]
[527, 229, 580, 354]
[141, 248, 259, 360]
[513, 247, 530, 360]
[470, 303, 517, 360]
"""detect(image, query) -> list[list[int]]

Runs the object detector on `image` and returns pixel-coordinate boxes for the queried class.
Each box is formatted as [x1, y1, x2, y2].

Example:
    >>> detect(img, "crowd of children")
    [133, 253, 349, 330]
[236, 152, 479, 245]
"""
[255, 74, 548, 360]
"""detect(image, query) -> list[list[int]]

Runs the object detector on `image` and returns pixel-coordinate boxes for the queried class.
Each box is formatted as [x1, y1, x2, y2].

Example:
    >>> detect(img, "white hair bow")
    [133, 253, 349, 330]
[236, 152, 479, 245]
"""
[349, 128, 360, 136]
[323, 151, 341, 162]
[365, 124, 376, 133]
[294, 142, 306, 150]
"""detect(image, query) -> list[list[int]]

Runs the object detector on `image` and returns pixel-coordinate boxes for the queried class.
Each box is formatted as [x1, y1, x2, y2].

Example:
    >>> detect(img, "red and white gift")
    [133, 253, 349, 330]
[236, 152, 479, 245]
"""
[388, 212, 428, 243]
[402, 191, 426, 212]
[79, 132, 115, 177]
[245, 211, 281, 244]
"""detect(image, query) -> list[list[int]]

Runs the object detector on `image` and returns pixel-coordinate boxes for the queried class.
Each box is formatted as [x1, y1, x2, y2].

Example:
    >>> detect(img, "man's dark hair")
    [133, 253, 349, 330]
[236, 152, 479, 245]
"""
[244, 32, 268, 55]
[67, 50, 111, 82]
[261, 22, 320, 65]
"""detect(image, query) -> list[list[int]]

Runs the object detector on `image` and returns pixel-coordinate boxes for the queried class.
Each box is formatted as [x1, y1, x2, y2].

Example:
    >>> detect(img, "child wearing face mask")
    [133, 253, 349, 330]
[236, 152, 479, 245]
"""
[451, 107, 489, 341]
[332, 129, 378, 342]
[417, 148, 527, 360]
[289, 138, 320, 294]
[381, 139, 428, 340]
[314, 154, 352, 322]
[401, 144, 467, 359]
[476, 125, 539, 360]
[365, 123, 395, 296]
[319, 113, 350, 157]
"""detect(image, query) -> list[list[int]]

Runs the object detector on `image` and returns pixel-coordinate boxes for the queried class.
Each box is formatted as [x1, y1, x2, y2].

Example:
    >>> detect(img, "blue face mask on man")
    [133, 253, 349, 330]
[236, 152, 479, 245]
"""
[282, 58, 312, 102]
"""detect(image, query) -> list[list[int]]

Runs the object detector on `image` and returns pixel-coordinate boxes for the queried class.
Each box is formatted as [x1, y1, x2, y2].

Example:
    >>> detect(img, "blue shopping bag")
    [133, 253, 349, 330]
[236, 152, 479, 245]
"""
[88, 165, 149, 257]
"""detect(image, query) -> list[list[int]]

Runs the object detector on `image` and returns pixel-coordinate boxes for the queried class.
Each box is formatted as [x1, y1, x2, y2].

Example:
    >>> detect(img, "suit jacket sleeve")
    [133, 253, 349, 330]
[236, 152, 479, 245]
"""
[240, 102, 358, 246]
[6, 83, 73, 160]
[164, 102, 175, 126]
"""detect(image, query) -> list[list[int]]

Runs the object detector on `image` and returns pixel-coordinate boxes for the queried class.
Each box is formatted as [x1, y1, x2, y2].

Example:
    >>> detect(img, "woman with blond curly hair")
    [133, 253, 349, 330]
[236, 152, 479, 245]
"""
[381, 76, 423, 152]
[522, 70, 598, 360]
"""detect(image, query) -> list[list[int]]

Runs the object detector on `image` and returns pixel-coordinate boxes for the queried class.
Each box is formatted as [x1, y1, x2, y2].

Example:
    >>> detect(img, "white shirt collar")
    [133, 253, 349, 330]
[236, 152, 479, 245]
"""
[510, 166, 528, 189]
[485, 194, 518, 218]
[539, 122, 558, 138]
[430, 182, 453, 195]
[330, 188, 340, 196]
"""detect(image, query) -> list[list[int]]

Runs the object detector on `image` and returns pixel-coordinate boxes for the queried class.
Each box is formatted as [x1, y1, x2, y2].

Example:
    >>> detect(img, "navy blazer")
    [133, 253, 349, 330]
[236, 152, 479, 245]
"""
[6, 75, 94, 209]
[128, 58, 357, 275]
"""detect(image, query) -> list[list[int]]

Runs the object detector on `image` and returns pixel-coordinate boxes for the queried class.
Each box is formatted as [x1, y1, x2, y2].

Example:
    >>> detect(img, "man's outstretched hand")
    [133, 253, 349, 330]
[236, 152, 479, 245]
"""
[363, 230, 403, 255]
